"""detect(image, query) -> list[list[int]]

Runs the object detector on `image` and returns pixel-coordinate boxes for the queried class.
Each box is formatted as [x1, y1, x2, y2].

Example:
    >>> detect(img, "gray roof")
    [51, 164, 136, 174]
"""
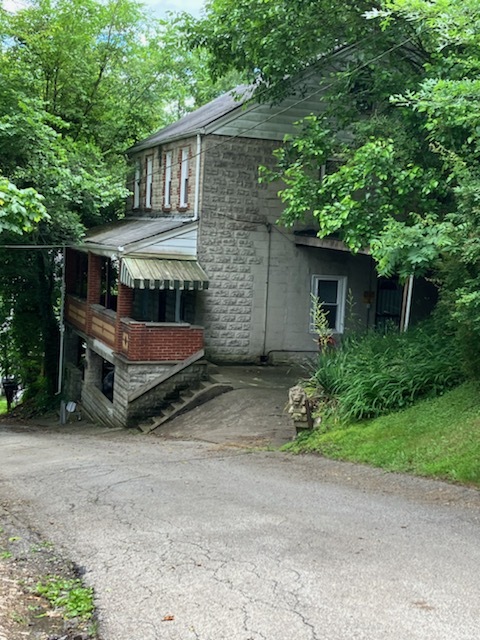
[83, 218, 186, 251]
[128, 86, 252, 153]
[127, 46, 357, 154]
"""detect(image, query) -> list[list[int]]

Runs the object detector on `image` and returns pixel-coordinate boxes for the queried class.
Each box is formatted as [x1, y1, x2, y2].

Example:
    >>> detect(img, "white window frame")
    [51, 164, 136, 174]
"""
[179, 147, 189, 208]
[133, 161, 140, 209]
[145, 155, 153, 209]
[164, 151, 172, 208]
[310, 275, 347, 334]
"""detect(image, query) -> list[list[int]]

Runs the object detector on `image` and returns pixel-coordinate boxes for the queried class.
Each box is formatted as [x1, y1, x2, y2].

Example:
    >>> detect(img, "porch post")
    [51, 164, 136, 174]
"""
[115, 282, 134, 353]
[400, 275, 414, 332]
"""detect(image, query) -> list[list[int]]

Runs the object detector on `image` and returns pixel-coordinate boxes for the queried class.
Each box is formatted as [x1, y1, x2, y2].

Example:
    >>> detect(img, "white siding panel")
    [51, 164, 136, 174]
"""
[210, 74, 331, 141]
[148, 228, 198, 256]
[213, 98, 328, 140]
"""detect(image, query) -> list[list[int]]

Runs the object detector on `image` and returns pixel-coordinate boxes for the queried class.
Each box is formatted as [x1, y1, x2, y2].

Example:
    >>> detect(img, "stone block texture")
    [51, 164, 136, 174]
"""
[197, 135, 375, 363]
[126, 362, 207, 426]
[70, 334, 208, 428]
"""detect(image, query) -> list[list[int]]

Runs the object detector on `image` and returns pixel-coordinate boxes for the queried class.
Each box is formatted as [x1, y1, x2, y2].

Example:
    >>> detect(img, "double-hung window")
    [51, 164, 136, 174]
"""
[145, 155, 153, 209]
[311, 275, 347, 333]
[164, 151, 172, 209]
[179, 147, 189, 209]
[133, 161, 140, 209]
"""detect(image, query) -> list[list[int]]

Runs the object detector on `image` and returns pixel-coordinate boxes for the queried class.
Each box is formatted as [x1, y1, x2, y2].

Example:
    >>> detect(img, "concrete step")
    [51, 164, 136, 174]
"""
[141, 380, 234, 434]
[208, 373, 232, 386]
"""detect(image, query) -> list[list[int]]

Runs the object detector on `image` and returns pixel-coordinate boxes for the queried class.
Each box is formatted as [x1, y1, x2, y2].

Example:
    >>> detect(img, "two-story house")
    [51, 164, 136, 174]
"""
[63, 62, 435, 429]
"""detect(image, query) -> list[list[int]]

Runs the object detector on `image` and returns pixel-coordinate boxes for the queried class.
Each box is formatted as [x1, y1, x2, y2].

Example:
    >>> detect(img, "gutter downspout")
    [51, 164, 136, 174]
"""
[193, 133, 201, 221]
[260, 223, 273, 363]
[56, 246, 66, 395]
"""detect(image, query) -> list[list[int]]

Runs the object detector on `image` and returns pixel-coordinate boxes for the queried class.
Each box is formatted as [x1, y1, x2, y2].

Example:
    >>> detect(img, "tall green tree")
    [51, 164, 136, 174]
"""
[0, 176, 47, 235]
[196, 0, 480, 374]
[193, 0, 441, 271]
[374, 0, 480, 373]
[0, 0, 226, 398]
[193, 0, 430, 96]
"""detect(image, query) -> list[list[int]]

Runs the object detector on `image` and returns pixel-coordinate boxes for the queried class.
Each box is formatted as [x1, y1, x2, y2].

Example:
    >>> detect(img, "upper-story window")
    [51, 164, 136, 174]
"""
[179, 147, 189, 209]
[145, 155, 153, 209]
[133, 161, 141, 209]
[164, 151, 172, 209]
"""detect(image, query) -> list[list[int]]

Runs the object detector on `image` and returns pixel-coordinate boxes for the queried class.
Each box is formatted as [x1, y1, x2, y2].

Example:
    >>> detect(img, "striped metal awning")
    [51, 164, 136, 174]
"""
[120, 257, 209, 291]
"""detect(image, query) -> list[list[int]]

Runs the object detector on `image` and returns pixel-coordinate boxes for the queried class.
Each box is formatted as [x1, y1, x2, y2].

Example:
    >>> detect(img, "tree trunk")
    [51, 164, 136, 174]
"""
[36, 251, 60, 397]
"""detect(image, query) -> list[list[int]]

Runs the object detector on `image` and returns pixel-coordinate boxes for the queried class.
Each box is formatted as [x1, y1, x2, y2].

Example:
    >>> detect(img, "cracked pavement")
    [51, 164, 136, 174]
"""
[0, 423, 479, 639]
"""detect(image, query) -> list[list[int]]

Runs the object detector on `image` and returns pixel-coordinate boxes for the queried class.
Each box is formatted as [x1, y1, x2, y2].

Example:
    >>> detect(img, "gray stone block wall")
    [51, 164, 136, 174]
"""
[82, 384, 118, 429]
[64, 363, 83, 402]
[126, 362, 207, 426]
[81, 353, 207, 428]
[198, 135, 375, 363]
[197, 136, 278, 362]
[113, 361, 172, 410]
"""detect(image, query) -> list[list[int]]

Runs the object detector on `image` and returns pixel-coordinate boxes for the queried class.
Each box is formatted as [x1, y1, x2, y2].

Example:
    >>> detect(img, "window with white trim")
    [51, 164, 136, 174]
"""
[179, 147, 189, 208]
[145, 155, 153, 209]
[310, 275, 347, 333]
[133, 161, 140, 209]
[164, 151, 172, 208]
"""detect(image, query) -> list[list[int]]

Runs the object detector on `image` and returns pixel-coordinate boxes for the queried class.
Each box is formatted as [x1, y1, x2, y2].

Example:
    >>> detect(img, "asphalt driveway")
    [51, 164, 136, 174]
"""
[0, 423, 479, 640]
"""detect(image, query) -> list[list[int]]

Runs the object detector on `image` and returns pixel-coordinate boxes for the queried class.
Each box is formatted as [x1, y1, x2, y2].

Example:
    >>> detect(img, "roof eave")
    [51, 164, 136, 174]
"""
[79, 220, 198, 256]
[127, 88, 253, 155]
[127, 129, 205, 155]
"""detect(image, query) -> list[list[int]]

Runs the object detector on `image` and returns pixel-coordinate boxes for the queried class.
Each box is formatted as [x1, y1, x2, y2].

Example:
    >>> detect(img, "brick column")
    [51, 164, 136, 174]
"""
[86, 253, 102, 334]
[115, 283, 134, 353]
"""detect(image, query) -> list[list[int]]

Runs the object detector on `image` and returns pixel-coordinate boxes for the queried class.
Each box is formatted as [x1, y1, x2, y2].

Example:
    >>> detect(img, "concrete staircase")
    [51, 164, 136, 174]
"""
[137, 373, 233, 434]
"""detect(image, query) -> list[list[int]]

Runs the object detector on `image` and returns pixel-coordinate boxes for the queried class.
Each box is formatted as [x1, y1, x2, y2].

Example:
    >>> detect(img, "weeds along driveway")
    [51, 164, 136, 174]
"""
[0, 423, 480, 640]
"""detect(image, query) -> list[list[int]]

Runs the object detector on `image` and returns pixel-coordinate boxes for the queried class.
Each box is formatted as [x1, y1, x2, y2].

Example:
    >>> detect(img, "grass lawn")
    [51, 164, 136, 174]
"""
[0, 397, 7, 414]
[286, 381, 480, 487]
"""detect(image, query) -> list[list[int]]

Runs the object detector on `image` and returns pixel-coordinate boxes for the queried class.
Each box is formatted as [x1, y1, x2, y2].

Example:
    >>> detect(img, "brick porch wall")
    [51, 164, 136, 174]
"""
[115, 283, 134, 352]
[66, 295, 204, 362]
[120, 320, 204, 361]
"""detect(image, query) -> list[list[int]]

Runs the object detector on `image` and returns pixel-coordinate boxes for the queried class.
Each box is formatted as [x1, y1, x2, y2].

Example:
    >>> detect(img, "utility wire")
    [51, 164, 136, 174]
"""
[0, 244, 70, 249]
[123, 34, 415, 236]
[127, 35, 415, 191]
[1, 35, 416, 250]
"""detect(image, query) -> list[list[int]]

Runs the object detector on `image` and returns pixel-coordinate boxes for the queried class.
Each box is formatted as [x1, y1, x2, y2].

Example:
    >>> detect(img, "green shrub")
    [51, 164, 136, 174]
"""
[35, 576, 94, 620]
[21, 376, 56, 413]
[311, 318, 464, 422]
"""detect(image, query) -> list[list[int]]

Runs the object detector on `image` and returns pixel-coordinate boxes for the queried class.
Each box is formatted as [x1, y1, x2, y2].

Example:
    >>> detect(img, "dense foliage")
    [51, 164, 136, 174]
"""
[310, 320, 463, 422]
[196, 0, 480, 377]
[0, 176, 47, 235]
[0, 0, 239, 400]
[193, 0, 428, 95]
